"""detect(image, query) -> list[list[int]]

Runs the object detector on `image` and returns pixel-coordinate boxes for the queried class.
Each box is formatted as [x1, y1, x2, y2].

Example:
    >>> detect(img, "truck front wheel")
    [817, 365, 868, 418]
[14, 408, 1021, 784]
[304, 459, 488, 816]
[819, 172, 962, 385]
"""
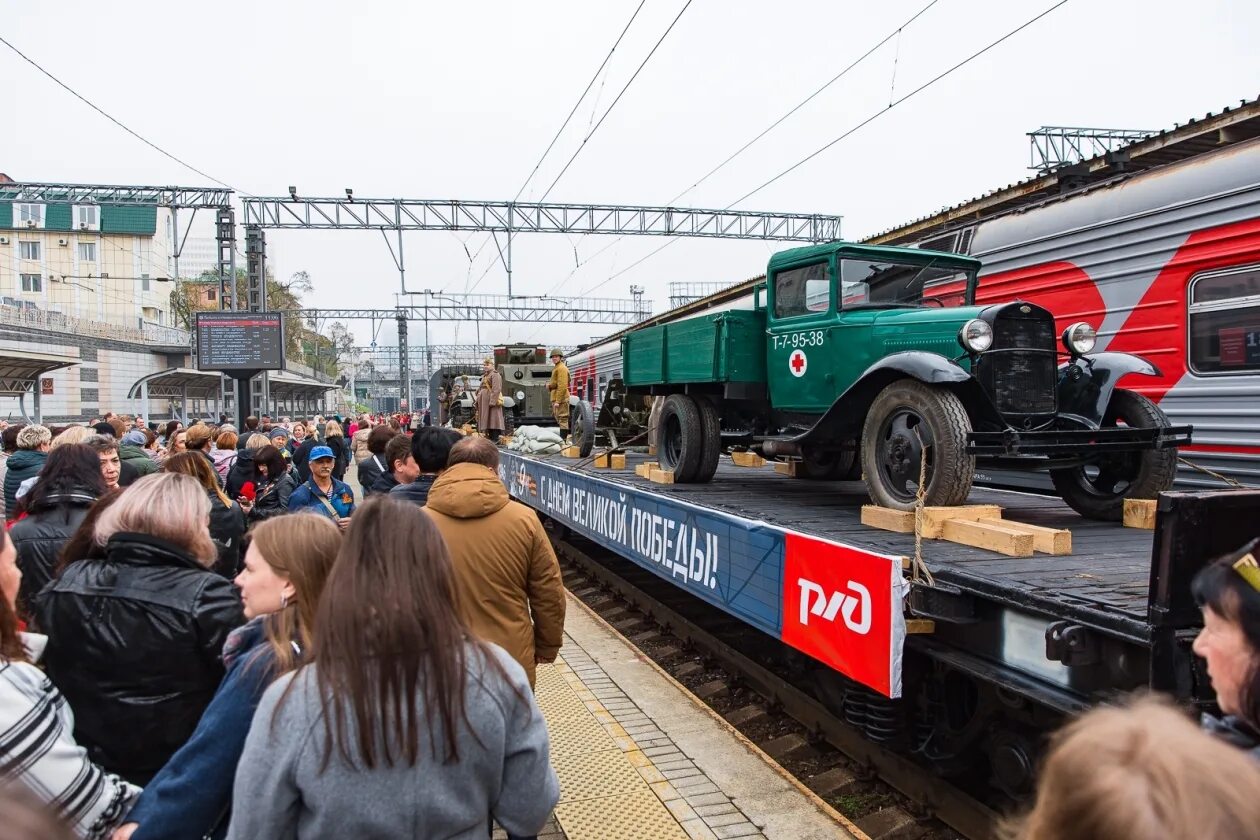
[861, 380, 974, 510]
[659, 394, 705, 483]
[1049, 389, 1177, 521]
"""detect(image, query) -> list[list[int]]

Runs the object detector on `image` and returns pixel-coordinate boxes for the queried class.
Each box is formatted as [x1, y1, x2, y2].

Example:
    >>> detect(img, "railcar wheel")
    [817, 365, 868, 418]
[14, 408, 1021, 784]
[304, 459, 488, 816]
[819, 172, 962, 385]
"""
[658, 394, 704, 483]
[693, 396, 722, 483]
[571, 399, 596, 458]
[1050, 389, 1177, 521]
[861, 380, 973, 510]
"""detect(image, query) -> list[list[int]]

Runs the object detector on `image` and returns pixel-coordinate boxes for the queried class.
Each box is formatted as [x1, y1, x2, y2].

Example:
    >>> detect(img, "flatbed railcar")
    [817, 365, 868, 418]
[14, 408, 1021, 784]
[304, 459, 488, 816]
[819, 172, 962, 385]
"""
[569, 102, 1260, 490]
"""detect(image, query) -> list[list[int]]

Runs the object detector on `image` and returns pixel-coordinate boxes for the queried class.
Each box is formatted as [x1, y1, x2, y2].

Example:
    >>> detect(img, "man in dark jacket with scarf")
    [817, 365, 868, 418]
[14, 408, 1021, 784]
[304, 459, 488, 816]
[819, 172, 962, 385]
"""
[4, 424, 50, 520]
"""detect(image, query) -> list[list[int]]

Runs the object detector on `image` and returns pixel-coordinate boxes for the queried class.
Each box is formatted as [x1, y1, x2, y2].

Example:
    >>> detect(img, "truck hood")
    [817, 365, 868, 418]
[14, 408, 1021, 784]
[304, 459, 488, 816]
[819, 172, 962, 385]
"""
[867, 305, 987, 360]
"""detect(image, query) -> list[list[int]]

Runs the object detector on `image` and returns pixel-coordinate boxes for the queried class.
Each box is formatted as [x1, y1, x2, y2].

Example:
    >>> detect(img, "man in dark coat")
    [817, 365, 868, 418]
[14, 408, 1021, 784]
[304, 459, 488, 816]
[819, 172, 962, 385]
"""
[390, 427, 461, 506]
[4, 424, 51, 519]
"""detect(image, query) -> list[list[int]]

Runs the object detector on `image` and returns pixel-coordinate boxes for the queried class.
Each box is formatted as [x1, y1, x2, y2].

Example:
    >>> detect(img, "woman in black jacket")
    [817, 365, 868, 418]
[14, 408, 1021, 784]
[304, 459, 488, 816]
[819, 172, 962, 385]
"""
[162, 452, 247, 579]
[323, 420, 349, 481]
[356, 426, 397, 497]
[9, 443, 106, 617]
[247, 445, 299, 522]
[34, 472, 244, 785]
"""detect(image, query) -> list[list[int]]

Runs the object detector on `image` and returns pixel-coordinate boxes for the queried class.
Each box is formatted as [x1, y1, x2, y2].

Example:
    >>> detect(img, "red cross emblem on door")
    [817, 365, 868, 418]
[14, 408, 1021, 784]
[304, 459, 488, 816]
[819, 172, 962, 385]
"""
[789, 349, 808, 377]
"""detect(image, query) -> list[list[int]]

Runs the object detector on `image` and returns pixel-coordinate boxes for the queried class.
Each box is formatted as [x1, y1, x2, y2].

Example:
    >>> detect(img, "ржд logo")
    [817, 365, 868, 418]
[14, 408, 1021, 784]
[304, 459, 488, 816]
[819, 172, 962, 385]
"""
[797, 578, 871, 635]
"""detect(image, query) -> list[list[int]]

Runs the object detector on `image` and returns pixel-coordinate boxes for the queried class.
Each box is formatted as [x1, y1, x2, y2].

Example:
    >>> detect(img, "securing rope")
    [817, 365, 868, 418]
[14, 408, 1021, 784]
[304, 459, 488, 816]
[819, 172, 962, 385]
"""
[911, 426, 936, 587]
[1176, 455, 1250, 489]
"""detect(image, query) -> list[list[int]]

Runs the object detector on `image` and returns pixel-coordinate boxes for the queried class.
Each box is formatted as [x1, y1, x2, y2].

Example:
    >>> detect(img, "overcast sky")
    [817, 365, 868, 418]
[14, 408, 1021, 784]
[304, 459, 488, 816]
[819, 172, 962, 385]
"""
[7, 0, 1258, 351]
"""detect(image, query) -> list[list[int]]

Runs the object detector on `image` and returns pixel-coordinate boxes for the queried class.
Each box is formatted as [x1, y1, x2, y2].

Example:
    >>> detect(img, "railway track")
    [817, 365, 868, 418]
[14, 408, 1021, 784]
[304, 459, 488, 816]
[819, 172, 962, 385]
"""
[552, 528, 1000, 840]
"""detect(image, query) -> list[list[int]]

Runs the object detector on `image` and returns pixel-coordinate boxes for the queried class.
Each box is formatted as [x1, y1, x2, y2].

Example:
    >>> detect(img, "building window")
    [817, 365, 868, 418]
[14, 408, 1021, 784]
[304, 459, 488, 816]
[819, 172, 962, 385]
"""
[773, 262, 831, 318]
[18, 241, 40, 260]
[205, 288, 216, 302]
[16, 204, 43, 227]
[1189, 264, 1260, 374]
[20, 274, 41, 293]
[78, 242, 97, 262]
[75, 205, 100, 231]
[141, 274, 151, 292]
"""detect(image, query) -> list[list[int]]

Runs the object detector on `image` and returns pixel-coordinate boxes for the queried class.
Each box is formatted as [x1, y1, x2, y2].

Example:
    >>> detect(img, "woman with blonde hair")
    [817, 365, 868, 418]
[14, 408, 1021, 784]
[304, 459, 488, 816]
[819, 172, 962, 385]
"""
[323, 420, 348, 481]
[1007, 695, 1260, 839]
[34, 473, 244, 785]
[162, 452, 246, 578]
[114, 514, 341, 840]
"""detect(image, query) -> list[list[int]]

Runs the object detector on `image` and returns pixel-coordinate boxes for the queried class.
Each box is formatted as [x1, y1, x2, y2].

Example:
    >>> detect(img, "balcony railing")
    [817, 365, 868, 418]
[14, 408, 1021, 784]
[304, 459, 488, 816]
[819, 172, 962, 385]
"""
[0, 301, 192, 348]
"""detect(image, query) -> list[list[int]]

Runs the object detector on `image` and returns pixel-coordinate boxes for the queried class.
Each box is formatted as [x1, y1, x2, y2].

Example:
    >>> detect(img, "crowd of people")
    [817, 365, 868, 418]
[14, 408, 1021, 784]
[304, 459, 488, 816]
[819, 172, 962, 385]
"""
[1, 408, 1260, 838]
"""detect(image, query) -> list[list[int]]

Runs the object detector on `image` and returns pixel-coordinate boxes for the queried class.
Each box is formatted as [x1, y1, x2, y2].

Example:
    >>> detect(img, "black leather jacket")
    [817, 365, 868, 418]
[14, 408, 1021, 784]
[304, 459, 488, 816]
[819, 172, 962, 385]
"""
[8, 487, 97, 616]
[34, 532, 244, 785]
[208, 493, 247, 578]
[248, 467, 299, 522]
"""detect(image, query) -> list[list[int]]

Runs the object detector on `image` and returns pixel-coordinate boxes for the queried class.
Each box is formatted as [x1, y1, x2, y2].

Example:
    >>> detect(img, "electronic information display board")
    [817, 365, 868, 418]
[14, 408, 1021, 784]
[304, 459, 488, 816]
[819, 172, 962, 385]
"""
[195, 311, 286, 372]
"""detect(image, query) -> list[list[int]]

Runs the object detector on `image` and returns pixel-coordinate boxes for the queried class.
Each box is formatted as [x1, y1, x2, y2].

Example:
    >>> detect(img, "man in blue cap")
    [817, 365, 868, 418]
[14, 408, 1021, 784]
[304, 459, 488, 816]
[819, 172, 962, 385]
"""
[287, 444, 354, 529]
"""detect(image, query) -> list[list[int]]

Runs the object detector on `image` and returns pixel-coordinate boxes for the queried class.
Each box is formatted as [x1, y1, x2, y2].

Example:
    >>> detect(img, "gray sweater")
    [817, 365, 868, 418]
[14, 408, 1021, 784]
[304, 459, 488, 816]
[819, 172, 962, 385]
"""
[226, 643, 558, 839]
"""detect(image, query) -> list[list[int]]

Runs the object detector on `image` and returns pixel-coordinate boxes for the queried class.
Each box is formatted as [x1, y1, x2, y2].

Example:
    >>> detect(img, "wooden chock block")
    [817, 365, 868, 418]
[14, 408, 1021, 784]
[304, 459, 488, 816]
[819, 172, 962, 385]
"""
[918, 505, 1003, 539]
[648, 468, 675, 485]
[862, 506, 915, 533]
[647, 444, 658, 456]
[561, 446, 581, 458]
[634, 461, 659, 478]
[594, 453, 627, 469]
[941, 519, 1034, 557]
[774, 461, 798, 477]
[980, 518, 1071, 555]
[1123, 498, 1157, 530]
[905, 618, 936, 635]
[731, 451, 766, 468]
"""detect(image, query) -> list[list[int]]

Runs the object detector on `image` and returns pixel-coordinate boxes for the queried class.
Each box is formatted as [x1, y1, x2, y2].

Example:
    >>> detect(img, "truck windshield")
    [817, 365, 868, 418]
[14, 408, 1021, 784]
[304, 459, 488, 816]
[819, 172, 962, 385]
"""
[839, 258, 971, 306]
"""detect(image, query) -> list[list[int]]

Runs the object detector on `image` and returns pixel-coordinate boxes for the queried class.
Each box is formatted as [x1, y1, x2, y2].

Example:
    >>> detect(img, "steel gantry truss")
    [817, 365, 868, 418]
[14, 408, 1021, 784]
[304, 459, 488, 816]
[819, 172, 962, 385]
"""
[292, 293, 648, 325]
[0, 182, 233, 209]
[1027, 127, 1155, 174]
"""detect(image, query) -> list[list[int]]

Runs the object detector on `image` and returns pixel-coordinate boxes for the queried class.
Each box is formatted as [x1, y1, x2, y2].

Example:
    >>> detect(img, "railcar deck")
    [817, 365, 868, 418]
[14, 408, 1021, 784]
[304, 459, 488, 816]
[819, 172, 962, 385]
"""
[557, 452, 1157, 641]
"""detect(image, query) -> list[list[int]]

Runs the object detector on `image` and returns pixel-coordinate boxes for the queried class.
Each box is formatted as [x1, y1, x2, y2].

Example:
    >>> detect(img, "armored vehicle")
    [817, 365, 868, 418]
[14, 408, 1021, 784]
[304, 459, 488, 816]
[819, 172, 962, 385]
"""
[620, 242, 1192, 520]
[447, 344, 569, 432]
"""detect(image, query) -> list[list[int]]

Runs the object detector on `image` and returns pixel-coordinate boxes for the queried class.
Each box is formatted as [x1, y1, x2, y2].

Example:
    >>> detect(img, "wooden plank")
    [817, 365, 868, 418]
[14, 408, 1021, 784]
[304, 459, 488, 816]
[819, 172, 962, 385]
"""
[940, 519, 1035, 557]
[919, 505, 1003, 539]
[648, 468, 675, 485]
[774, 461, 798, 477]
[905, 618, 936, 634]
[731, 451, 766, 468]
[1123, 498, 1157, 530]
[861, 505, 915, 533]
[979, 517, 1071, 555]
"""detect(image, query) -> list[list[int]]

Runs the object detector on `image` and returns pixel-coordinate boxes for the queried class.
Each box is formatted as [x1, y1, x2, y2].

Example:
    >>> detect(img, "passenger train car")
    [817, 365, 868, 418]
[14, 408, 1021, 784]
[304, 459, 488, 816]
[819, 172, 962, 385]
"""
[570, 106, 1260, 489]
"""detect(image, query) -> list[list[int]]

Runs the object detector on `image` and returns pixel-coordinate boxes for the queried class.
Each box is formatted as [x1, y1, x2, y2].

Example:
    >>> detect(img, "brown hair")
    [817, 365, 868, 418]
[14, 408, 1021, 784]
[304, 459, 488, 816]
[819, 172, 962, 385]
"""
[247, 515, 341, 676]
[163, 451, 233, 508]
[185, 424, 214, 452]
[0, 532, 27, 663]
[94, 473, 217, 567]
[1006, 695, 1260, 840]
[447, 435, 500, 470]
[383, 434, 412, 473]
[107, 417, 127, 439]
[216, 430, 238, 450]
[367, 425, 395, 455]
[296, 497, 511, 769]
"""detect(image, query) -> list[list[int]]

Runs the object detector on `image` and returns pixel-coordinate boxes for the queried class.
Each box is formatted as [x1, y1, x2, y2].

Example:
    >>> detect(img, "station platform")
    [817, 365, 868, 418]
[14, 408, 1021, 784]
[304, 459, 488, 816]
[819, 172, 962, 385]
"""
[508, 592, 864, 840]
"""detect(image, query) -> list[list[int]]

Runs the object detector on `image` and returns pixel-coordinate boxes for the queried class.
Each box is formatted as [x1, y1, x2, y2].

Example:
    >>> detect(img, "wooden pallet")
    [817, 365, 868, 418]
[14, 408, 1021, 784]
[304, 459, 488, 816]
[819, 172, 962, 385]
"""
[861, 504, 1072, 558]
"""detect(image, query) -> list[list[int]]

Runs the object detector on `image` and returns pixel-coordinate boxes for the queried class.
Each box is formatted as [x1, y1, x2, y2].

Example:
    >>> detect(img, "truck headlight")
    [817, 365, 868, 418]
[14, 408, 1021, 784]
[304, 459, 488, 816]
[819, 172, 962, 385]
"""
[1062, 322, 1097, 355]
[516, 390, 525, 401]
[958, 319, 993, 352]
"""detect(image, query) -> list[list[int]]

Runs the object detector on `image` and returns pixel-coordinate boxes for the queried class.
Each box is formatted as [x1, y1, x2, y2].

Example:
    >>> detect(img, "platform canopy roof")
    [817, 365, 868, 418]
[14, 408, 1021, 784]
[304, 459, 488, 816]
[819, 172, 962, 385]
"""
[128, 368, 223, 400]
[0, 347, 79, 396]
[267, 370, 337, 401]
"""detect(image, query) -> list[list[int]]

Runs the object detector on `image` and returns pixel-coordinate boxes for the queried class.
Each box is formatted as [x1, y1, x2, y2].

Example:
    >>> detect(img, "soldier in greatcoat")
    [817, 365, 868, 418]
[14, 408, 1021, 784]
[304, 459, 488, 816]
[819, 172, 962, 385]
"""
[476, 358, 505, 441]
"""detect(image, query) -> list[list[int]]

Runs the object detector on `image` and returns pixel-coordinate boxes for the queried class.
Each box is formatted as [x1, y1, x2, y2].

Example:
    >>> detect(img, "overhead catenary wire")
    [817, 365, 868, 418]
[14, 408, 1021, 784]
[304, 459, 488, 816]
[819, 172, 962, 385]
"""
[0, 34, 241, 193]
[572, 0, 1073, 300]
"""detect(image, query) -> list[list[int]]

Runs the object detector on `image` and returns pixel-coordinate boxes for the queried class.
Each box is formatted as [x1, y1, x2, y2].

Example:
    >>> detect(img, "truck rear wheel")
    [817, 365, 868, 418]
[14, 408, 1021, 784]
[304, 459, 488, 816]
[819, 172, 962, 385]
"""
[571, 399, 596, 458]
[861, 380, 973, 510]
[659, 394, 704, 483]
[693, 396, 722, 483]
[1050, 389, 1177, 521]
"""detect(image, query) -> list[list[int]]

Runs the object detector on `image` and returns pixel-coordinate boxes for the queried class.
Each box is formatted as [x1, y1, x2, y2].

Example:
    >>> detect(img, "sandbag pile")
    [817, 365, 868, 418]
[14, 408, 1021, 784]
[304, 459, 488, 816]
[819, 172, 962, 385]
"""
[505, 425, 565, 455]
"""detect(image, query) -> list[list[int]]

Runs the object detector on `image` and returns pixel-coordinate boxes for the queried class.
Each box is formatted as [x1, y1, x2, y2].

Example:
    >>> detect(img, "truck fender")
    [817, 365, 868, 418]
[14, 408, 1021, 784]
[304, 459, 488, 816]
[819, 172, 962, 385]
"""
[793, 352, 972, 446]
[1057, 351, 1162, 429]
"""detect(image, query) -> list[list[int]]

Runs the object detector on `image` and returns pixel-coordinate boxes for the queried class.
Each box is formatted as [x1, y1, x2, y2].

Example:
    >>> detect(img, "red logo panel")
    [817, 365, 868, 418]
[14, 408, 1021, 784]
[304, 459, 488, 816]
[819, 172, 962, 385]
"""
[781, 533, 902, 698]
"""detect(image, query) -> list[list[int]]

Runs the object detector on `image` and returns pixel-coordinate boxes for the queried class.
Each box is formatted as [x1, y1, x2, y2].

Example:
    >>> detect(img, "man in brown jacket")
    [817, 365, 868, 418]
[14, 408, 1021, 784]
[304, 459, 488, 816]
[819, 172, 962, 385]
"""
[424, 436, 565, 687]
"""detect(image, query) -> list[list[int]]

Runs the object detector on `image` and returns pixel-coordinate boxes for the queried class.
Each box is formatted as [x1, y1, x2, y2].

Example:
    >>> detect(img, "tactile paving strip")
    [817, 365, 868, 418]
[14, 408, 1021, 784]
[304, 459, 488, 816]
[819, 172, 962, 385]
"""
[554, 787, 689, 840]
[550, 748, 646, 801]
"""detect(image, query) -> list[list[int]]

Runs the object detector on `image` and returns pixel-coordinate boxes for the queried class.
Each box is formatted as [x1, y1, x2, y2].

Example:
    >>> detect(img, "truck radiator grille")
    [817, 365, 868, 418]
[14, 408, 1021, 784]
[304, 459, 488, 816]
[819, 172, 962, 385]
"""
[986, 310, 1057, 416]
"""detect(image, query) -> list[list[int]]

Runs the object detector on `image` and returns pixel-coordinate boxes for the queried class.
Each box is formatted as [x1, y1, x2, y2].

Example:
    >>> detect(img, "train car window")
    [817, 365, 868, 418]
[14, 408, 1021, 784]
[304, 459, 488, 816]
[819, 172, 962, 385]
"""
[773, 262, 831, 318]
[1188, 264, 1260, 374]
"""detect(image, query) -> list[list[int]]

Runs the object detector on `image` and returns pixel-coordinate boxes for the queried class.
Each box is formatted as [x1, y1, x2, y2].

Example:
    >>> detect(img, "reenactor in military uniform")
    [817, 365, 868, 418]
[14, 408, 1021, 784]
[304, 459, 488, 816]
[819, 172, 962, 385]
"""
[548, 348, 570, 440]
[476, 357, 505, 442]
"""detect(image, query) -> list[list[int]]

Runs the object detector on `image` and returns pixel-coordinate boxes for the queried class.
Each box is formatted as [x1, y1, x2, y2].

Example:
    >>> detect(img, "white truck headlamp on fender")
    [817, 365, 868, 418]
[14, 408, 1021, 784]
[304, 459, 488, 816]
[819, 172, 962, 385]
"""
[797, 578, 871, 635]
[958, 319, 993, 352]
[1062, 322, 1097, 355]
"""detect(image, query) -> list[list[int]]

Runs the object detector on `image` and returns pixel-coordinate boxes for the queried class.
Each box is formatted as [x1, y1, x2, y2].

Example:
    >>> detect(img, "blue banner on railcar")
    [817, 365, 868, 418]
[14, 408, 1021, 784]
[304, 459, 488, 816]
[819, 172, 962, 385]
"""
[499, 451, 786, 639]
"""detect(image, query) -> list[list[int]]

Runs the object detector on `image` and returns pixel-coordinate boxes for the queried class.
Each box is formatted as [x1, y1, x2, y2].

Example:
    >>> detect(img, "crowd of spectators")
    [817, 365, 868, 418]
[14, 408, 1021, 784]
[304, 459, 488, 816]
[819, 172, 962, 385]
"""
[1, 409, 1259, 838]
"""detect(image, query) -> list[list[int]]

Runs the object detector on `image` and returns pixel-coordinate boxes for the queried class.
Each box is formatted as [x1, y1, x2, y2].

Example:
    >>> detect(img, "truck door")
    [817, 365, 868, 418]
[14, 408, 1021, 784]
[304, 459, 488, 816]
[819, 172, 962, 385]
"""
[766, 258, 835, 412]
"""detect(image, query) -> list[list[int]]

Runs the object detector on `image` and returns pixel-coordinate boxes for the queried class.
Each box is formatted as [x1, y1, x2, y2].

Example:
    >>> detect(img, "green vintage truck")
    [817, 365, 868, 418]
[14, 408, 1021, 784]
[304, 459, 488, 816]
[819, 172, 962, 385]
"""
[620, 241, 1192, 520]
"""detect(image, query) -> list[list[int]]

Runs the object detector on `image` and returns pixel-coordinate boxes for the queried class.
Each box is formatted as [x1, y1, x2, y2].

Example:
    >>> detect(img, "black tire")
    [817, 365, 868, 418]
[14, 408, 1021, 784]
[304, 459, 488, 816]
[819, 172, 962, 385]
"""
[572, 399, 596, 458]
[797, 446, 858, 480]
[693, 396, 722, 483]
[861, 379, 973, 510]
[658, 394, 704, 483]
[1050, 388, 1178, 521]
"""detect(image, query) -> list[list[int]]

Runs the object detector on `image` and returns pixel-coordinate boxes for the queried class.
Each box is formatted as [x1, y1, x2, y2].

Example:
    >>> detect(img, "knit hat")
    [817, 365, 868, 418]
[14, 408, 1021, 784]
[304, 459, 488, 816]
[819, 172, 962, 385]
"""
[269, 427, 290, 439]
[121, 430, 147, 446]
